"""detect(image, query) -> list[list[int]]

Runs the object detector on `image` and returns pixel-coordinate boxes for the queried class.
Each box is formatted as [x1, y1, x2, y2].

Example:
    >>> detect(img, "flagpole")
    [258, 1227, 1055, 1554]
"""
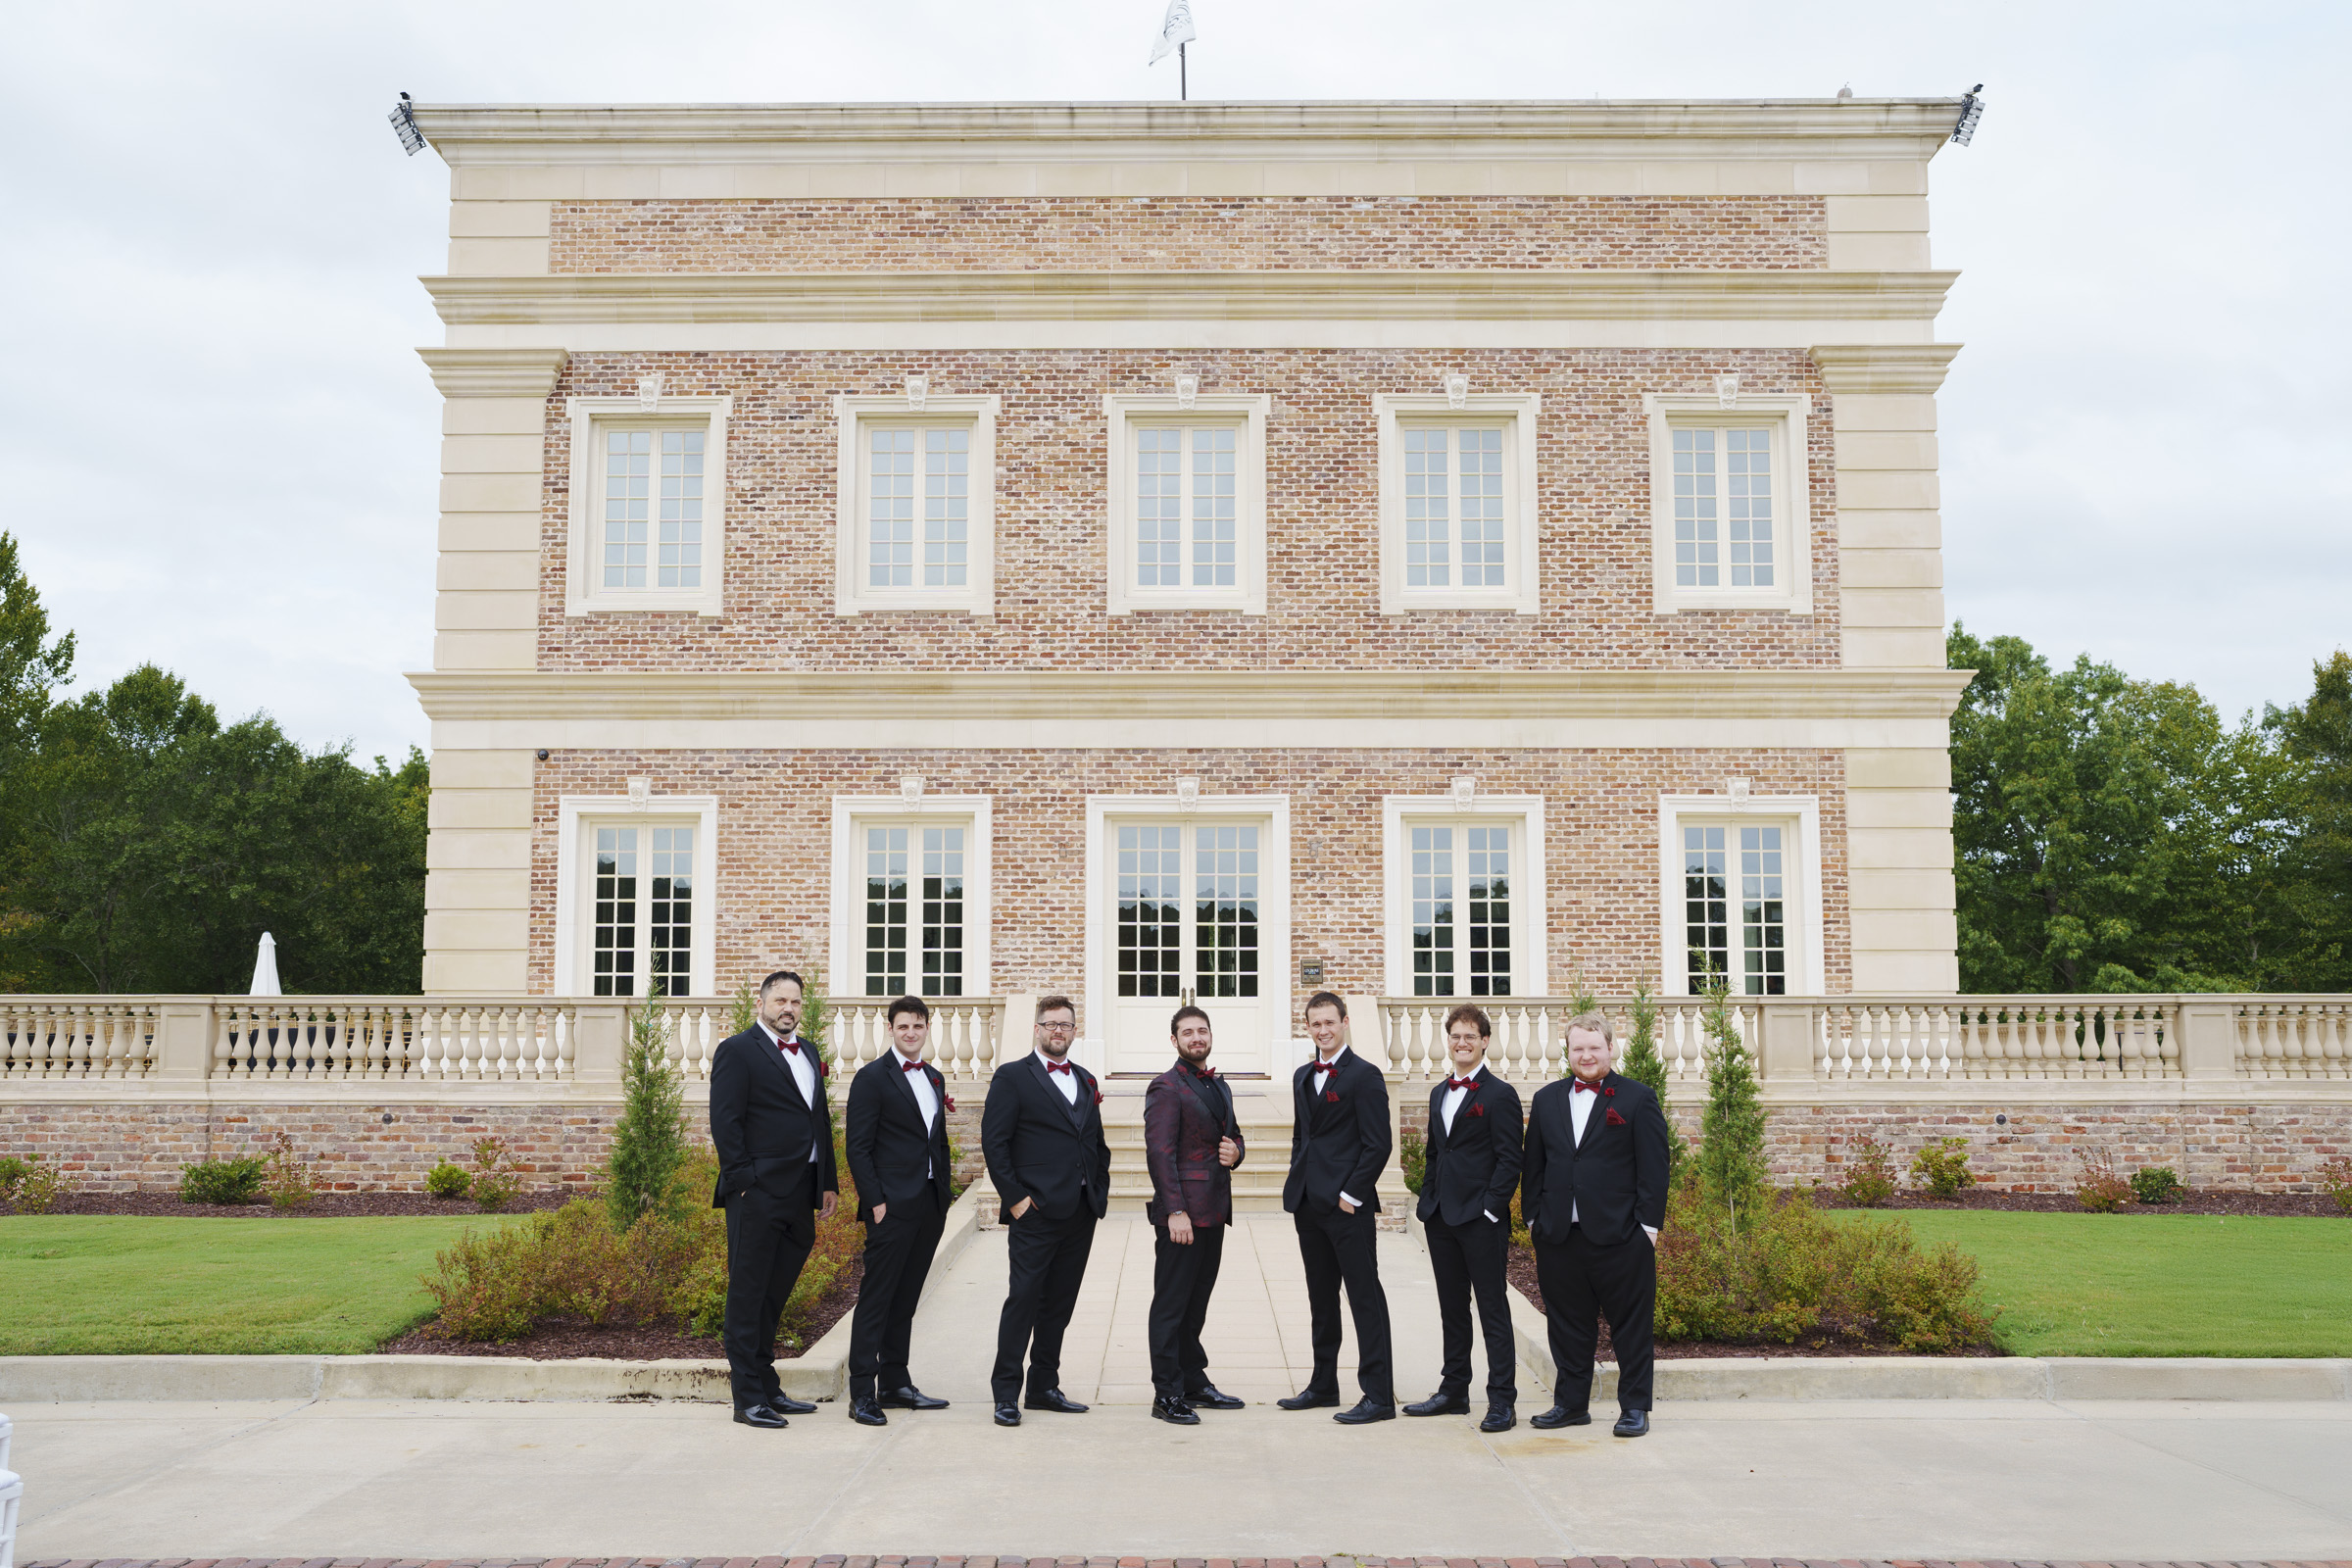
[1180, 41, 1187, 101]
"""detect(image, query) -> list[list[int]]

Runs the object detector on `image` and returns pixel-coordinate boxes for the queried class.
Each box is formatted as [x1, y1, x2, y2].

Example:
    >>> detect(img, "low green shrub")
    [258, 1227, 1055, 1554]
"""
[1836, 1136, 1898, 1207]
[1909, 1137, 1975, 1200]
[2, 1152, 70, 1213]
[1398, 1121, 1427, 1195]
[1653, 1187, 1999, 1353]
[179, 1156, 267, 1205]
[425, 1160, 471, 1200]
[0, 1155, 27, 1196]
[2129, 1165, 2184, 1205]
[468, 1136, 521, 1212]
[2075, 1148, 2132, 1212]
[2317, 1155, 2352, 1214]
[261, 1132, 318, 1209]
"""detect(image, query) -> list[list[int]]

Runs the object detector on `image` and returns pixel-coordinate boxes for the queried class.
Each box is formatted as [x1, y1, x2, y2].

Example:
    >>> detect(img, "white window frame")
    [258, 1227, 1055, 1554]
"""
[828, 795, 994, 999]
[553, 793, 720, 998]
[834, 393, 998, 616]
[1104, 393, 1270, 615]
[1381, 795, 1547, 998]
[564, 395, 731, 617]
[1644, 392, 1814, 616]
[1656, 792, 1826, 998]
[1374, 392, 1541, 615]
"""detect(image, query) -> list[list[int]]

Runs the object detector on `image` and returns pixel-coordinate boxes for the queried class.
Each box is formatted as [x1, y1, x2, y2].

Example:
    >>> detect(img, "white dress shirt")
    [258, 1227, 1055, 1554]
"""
[1311, 1050, 1361, 1208]
[895, 1047, 939, 1177]
[1040, 1052, 1081, 1104]
[760, 1022, 821, 1163]
[1440, 1064, 1500, 1222]
[1567, 1075, 1658, 1242]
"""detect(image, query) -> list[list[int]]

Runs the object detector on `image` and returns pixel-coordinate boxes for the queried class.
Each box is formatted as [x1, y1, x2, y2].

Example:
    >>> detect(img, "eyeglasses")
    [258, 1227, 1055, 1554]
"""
[1037, 1020, 1076, 1032]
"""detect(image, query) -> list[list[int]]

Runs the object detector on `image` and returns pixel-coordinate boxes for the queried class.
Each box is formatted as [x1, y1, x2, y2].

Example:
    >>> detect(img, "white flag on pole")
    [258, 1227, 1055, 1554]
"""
[1150, 0, 1197, 63]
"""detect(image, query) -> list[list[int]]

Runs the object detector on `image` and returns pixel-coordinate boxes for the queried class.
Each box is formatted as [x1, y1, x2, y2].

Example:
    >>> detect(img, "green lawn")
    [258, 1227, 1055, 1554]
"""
[0, 1214, 514, 1354]
[1837, 1209, 2352, 1357]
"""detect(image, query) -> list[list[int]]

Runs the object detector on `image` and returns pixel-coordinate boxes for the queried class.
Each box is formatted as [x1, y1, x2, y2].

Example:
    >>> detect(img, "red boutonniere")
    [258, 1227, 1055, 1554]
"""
[1325, 1090, 1340, 1102]
[945, 1095, 957, 1113]
[815, 1060, 829, 1080]
[1605, 1107, 1629, 1127]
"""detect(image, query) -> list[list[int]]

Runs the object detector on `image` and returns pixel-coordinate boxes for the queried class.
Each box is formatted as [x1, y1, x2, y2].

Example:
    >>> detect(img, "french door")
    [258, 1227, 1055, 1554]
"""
[1105, 818, 1276, 1072]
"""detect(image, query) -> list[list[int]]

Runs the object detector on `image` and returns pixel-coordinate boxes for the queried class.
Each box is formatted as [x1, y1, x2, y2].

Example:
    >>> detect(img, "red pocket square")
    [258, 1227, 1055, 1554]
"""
[1093, 1088, 1104, 1105]
[1325, 1090, 1340, 1102]
[1605, 1107, 1629, 1127]
[945, 1095, 956, 1113]
[1469, 1103, 1486, 1118]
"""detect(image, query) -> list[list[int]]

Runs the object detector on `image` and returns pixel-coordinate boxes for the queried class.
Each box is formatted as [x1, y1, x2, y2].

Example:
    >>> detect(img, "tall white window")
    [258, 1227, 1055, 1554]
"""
[835, 393, 998, 615]
[1105, 395, 1268, 614]
[1376, 393, 1541, 614]
[1382, 796, 1546, 999]
[863, 822, 967, 997]
[1682, 822, 1786, 995]
[591, 824, 696, 998]
[565, 394, 730, 617]
[1645, 392, 1812, 615]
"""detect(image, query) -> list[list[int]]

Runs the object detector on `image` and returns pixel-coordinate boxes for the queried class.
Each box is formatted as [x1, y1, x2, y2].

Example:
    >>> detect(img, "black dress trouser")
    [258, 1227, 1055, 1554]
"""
[722, 1181, 817, 1411]
[848, 1183, 944, 1399]
[992, 1202, 1099, 1402]
[1294, 1202, 1394, 1403]
[1425, 1211, 1517, 1403]
[1534, 1224, 1657, 1413]
[1148, 1219, 1226, 1398]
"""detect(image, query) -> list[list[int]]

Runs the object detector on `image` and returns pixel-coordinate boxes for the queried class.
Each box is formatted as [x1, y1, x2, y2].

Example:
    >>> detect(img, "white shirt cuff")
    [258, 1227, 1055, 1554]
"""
[1643, 1224, 1659, 1241]
[1339, 1191, 1361, 1207]
[1485, 1209, 1499, 1223]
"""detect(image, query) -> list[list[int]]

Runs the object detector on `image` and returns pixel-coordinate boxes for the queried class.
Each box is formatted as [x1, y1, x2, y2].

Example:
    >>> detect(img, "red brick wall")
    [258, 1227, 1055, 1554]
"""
[537, 348, 1839, 672]
[526, 746, 1849, 1001]
[549, 196, 1830, 274]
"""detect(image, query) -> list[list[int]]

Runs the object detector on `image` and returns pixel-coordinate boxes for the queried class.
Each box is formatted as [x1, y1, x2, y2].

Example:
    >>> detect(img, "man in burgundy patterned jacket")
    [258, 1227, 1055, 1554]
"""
[1140, 1004, 1248, 1425]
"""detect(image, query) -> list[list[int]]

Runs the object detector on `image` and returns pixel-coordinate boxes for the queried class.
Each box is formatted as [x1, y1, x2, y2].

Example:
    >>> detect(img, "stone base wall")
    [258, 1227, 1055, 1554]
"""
[2, 1096, 995, 1196]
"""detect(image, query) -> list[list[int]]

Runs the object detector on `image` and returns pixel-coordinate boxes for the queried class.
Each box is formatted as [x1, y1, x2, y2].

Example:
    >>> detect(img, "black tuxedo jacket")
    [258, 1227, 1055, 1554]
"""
[981, 1052, 1113, 1220]
[708, 1025, 840, 1208]
[1521, 1071, 1670, 1247]
[1142, 1059, 1247, 1227]
[1415, 1066, 1523, 1228]
[844, 1050, 956, 1219]
[1283, 1046, 1393, 1214]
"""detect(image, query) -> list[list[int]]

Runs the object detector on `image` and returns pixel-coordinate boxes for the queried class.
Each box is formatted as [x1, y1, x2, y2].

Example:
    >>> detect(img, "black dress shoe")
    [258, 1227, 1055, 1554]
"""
[1184, 1384, 1245, 1411]
[993, 1401, 1022, 1427]
[1530, 1403, 1592, 1430]
[768, 1395, 817, 1415]
[1480, 1404, 1517, 1433]
[1332, 1397, 1396, 1425]
[1276, 1388, 1341, 1410]
[848, 1397, 887, 1427]
[879, 1385, 950, 1410]
[1402, 1392, 1471, 1417]
[732, 1403, 788, 1429]
[1612, 1408, 1651, 1438]
[1023, 1388, 1090, 1414]
[1151, 1394, 1200, 1425]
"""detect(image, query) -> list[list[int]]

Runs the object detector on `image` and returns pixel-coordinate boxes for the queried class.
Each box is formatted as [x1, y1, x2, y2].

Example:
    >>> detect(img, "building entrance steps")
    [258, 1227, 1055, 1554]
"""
[1087, 1075, 1300, 1215]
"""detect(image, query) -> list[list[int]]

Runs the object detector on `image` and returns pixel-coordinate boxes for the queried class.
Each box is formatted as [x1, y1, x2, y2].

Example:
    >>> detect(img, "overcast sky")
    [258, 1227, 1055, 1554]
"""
[5, 1, 2345, 764]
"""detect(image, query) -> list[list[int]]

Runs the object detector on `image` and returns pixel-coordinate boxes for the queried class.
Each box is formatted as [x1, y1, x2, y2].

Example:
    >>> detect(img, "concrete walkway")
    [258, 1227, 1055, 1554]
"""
[10, 1218, 2352, 1560]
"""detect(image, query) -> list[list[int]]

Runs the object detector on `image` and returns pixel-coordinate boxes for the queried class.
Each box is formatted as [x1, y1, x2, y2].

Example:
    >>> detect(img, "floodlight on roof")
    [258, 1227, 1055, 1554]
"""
[1951, 84, 1986, 146]
[389, 91, 424, 156]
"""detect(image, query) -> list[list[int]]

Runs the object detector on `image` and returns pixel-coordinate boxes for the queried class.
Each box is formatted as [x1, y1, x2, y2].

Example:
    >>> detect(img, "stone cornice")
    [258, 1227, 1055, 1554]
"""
[423, 270, 1958, 329]
[417, 346, 571, 398]
[409, 666, 1974, 725]
[409, 100, 1967, 163]
[1810, 343, 1964, 395]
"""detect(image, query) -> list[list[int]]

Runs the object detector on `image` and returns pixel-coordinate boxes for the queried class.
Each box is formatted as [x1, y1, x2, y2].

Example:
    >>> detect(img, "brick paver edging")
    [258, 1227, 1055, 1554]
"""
[24, 1557, 2352, 1568]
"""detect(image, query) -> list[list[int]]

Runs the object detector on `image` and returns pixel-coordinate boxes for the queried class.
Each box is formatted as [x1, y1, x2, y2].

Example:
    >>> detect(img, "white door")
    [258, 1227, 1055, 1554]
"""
[1105, 819, 1276, 1073]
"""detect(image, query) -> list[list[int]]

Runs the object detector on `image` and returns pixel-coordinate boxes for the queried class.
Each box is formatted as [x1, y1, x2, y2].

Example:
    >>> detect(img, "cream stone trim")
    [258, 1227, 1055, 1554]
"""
[1380, 794, 1548, 998]
[564, 394, 731, 618]
[1657, 791, 1828, 999]
[833, 392, 999, 617]
[1644, 391, 1814, 616]
[424, 271, 1958, 329]
[417, 346, 568, 399]
[1103, 393, 1269, 616]
[1809, 344, 1963, 395]
[1374, 392, 1541, 616]
[828, 794, 994, 1002]
[552, 793, 720, 999]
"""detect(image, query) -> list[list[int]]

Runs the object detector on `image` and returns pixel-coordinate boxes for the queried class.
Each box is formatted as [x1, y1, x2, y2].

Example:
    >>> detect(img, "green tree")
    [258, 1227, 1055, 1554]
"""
[1617, 977, 1689, 1181]
[2264, 650, 2352, 988]
[606, 995, 688, 1228]
[1693, 972, 1769, 1224]
[0, 530, 74, 757]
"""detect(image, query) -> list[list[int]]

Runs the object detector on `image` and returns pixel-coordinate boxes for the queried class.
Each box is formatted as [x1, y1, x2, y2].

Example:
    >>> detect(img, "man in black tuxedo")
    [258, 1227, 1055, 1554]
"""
[1406, 1003, 1524, 1433]
[1141, 1004, 1247, 1425]
[980, 994, 1112, 1427]
[708, 968, 840, 1429]
[842, 995, 957, 1426]
[1521, 1010, 1671, 1438]
[1278, 991, 1396, 1424]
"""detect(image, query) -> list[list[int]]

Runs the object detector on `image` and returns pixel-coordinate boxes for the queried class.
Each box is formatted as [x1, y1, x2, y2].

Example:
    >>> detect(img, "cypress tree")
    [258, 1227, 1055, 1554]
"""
[605, 994, 688, 1229]
[1694, 971, 1770, 1226]
[1617, 977, 1690, 1181]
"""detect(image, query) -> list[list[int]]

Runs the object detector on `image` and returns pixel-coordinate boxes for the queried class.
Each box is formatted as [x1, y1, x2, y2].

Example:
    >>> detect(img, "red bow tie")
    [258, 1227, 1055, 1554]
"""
[901, 1057, 926, 1073]
[1046, 1059, 1073, 1075]
[1190, 1064, 1217, 1080]
[1447, 1076, 1479, 1091]
[1314, 1059, 1341, 1074]
[1571, 1077, 1603, 1093]
[776, 1038, 801, 1055]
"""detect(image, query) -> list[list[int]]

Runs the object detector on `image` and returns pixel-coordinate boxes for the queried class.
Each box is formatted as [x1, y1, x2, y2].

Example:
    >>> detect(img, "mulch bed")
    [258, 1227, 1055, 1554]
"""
[378, 1251, 862, 1362]
[1503, 1244, 2003, 1358]
[1809, 1186, 2349, 1217]
[26, 1189, 579, 1218]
